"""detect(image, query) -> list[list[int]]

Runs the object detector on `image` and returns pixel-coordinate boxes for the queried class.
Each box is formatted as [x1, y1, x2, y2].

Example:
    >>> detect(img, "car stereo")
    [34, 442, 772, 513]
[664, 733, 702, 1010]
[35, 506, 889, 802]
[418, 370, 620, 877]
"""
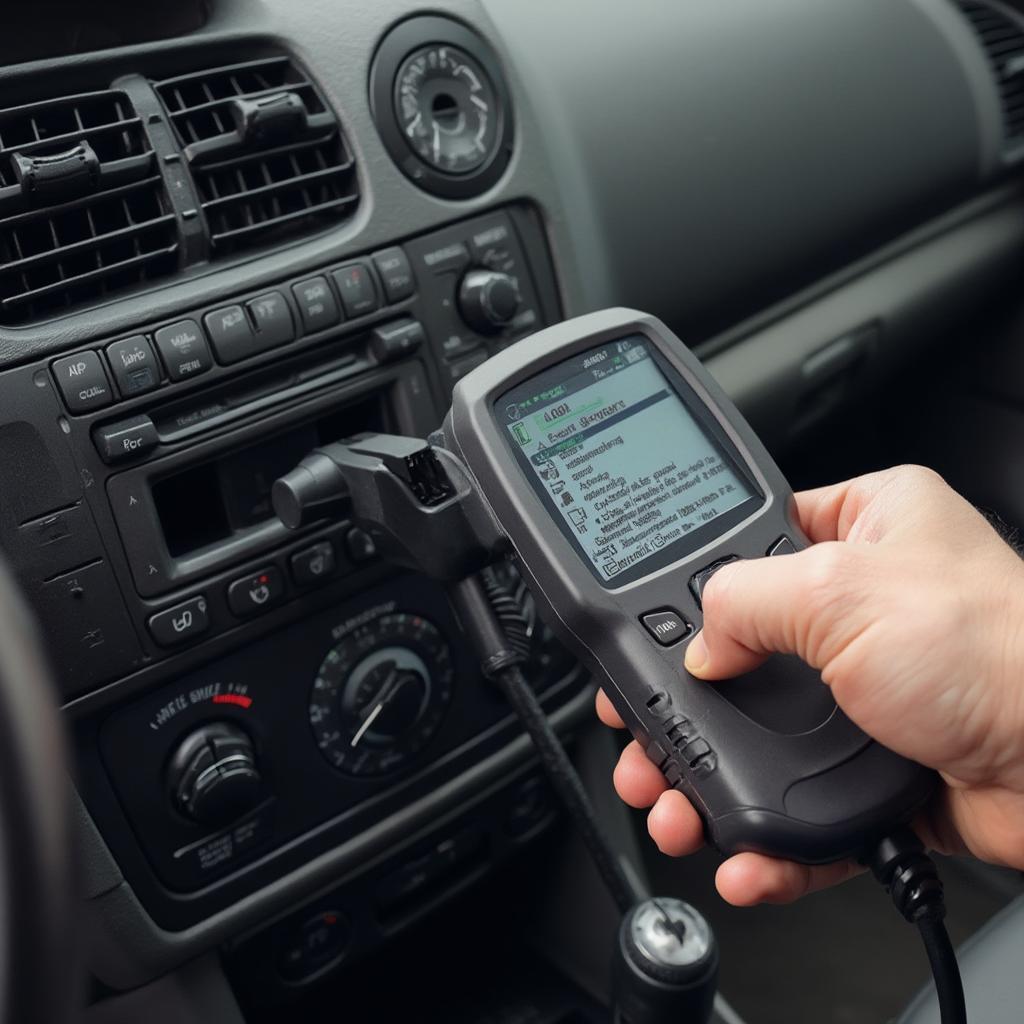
[0, 203, 590, 938]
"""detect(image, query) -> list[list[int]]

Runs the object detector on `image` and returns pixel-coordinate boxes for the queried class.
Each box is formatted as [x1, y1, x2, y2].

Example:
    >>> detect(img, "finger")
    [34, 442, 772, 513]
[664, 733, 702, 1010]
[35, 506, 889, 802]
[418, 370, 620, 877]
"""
[595, 688, 626, 729]
[715, 852, 864, 906]
[793, 468, 908, 544]
[684, 542, 867, 680]
[613, 740, 669, 808]
[646, 789, 705, 856]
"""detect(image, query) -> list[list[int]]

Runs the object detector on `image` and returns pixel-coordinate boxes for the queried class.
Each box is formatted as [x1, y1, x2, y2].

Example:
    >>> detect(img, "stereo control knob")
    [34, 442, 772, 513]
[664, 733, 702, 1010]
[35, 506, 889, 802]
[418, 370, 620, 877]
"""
[167, 722, 264, 828]
[458, 269, 520, 334]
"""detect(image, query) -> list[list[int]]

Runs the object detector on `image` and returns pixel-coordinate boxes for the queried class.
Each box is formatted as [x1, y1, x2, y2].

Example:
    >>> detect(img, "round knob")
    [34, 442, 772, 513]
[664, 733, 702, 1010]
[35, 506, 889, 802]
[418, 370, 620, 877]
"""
[458, 269, 521, 334]
[167, 722, 264, 828]
[344, 660, 428, 748]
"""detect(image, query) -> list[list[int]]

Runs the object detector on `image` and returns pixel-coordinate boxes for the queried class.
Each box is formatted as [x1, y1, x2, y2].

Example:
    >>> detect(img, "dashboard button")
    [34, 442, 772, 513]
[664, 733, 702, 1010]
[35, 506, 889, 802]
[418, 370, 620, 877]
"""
[277, 910, 350, 983]
[52, 352, 113, 413]
[346, 527, 376, 564]
[154, 320, 212, 381]
[94, 415, 158, 464]
[418, 240, 470, 275]
[469, 220, 512, 261]
[290, 541, 336, 587]
[227, 567, 284, 618]
[247, 291, 294, 350]
[292, 277, 341, 333]
[106, 336, 160, 397]
[372, 246, 415, 302]
[332, 262, 378, 318]
[148, 596, 209, 647]
[641, 609, 692, 647]
[204, 305, 255, 365]
[690, 557, 739, 608]
[768, 535, 797, 556]
[370, 319, 425, 363]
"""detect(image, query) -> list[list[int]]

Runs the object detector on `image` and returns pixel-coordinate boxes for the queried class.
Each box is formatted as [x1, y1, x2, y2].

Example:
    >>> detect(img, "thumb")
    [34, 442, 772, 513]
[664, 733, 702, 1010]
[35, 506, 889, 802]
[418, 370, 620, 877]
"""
[684, 543, 866, 680]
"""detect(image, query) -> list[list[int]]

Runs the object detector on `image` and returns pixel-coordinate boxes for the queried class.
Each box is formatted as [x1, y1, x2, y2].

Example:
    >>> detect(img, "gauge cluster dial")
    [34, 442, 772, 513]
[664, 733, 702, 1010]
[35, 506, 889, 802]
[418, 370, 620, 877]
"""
[308, 612, 454, 776]
[370, 16, 514, 198]
[395, 44, 499, 175]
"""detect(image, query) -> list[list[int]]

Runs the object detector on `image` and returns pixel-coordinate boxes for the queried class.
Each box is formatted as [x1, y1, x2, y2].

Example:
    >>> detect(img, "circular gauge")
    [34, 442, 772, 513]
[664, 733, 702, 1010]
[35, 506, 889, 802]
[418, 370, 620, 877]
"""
[370, 16, 514, 198]
[309, 612, 453, 777]
[394, 44, 499, 175]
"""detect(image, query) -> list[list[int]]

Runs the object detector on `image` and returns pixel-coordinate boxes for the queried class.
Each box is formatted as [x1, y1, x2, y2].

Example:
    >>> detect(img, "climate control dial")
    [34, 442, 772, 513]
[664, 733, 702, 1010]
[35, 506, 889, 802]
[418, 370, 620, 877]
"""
[309, 612, 454, 776]
[167, 722, 264, 828]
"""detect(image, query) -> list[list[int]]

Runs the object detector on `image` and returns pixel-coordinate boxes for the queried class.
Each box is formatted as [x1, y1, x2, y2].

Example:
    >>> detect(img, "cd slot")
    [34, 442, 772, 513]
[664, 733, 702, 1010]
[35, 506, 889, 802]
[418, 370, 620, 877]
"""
[153, 349, 370, 444]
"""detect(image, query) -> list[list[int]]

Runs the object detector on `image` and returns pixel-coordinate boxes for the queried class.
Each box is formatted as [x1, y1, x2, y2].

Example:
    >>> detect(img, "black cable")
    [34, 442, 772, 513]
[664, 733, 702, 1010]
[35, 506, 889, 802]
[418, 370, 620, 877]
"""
[918, 916, 967, 1024]
[868, 828, 967, 1024]
[448, 575, 639, 915]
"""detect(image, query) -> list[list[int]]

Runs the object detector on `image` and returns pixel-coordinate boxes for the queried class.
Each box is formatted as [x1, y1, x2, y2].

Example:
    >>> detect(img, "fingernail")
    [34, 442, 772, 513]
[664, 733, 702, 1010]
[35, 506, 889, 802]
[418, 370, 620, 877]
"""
[684, 632, 708, 675]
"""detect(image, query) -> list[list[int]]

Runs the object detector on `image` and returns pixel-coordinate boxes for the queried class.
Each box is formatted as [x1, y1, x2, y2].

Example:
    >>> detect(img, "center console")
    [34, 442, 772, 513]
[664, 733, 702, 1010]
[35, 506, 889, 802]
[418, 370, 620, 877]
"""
[0, 203, 587, 962]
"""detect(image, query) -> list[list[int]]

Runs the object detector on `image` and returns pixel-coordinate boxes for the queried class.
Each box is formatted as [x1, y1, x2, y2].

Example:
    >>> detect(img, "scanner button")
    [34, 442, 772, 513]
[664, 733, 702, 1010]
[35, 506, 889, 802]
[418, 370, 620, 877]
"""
[665, 716, 694, 748]
[768, 535, 797, 557]
[681, 738, 712, 767]
[641, 609, 692, 647]
[689, 557, 739, 608]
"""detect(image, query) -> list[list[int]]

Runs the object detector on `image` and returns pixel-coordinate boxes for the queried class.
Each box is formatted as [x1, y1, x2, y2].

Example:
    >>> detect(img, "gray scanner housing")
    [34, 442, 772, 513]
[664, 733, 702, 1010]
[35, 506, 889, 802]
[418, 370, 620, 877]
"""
[439, 308, 934, 863]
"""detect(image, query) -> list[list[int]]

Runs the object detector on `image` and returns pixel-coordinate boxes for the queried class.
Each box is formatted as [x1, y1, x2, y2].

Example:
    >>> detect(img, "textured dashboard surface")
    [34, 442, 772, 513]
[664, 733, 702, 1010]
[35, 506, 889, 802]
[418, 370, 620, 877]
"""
[0, 0, 1001, 366]
[482, 0, 998, 338]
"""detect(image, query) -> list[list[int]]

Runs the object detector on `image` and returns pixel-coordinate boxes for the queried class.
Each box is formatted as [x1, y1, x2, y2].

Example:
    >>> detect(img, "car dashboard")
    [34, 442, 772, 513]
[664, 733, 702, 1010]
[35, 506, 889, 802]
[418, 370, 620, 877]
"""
[0, 0, 1021, 1016]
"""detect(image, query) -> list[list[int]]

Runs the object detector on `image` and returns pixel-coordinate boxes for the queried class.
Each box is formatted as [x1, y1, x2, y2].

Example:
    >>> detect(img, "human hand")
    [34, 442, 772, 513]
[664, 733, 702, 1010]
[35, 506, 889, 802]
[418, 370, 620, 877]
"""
[598, 465, 1024, 905]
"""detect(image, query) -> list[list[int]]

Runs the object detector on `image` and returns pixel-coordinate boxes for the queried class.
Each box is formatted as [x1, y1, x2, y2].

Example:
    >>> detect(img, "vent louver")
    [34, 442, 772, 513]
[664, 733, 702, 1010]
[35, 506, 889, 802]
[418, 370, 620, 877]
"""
[153, 56, 359, 255]
[0, 90, 177, 325]
[956, 0, 1024, 157]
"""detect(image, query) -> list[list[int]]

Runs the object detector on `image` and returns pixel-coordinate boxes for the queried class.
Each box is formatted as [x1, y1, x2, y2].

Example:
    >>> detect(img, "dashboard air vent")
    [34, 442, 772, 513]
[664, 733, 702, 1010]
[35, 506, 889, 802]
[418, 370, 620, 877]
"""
[153, 56, 358, 255]
[956, 0, 1024, 156]
[0, 90, 177, 325]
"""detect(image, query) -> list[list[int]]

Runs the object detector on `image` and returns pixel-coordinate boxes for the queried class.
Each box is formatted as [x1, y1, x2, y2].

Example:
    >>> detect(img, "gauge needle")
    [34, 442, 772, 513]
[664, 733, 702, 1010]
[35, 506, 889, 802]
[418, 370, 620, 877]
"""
[350, 702, 383, 748]
[432, 123, 441, 164]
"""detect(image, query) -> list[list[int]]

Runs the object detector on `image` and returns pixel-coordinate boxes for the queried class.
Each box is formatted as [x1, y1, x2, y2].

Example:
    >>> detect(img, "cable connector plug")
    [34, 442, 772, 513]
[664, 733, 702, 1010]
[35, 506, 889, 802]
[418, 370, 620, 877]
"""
[868, 828, 966, 1023]
[867, 827, 946, 924]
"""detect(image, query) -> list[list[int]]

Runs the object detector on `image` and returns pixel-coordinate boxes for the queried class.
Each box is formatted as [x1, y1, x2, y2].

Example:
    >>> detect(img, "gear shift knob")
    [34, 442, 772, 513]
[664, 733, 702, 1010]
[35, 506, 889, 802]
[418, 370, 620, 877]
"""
[612, 897, 719, 1024]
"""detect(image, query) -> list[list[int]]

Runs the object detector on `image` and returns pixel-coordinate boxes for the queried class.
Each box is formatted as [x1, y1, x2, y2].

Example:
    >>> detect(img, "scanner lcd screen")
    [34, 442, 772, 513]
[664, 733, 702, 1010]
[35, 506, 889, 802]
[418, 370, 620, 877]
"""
[499, 337, 759, 586]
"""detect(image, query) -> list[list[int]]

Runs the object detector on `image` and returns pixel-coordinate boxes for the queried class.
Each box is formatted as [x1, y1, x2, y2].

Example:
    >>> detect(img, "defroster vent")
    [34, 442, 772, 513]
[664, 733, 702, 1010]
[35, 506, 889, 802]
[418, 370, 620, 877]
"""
[0, 91, 177, 325]
[956, 0, 1024, 158]
[153, 56, 359, 255]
